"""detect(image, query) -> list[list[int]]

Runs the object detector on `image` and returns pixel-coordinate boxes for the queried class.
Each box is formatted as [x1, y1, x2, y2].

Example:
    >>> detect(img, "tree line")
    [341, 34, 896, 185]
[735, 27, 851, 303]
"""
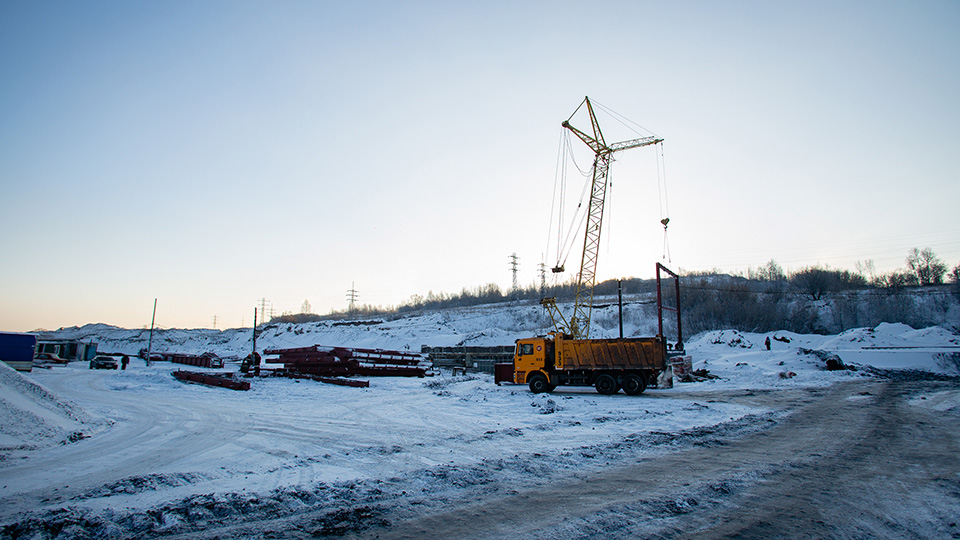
[271, 248, 960, 334]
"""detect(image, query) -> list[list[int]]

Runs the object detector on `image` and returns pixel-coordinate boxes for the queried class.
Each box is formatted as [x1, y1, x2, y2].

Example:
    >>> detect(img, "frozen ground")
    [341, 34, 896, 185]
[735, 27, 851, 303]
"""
[2, 321, 959, 539]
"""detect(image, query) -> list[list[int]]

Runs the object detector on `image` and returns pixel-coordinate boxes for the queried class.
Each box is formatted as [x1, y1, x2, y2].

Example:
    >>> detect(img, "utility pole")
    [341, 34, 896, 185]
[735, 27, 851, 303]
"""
[347, 282, 358, 314]
[211, 315, 217, 329]
[509, 253, 519, 301]
[146, 298, 156, 367]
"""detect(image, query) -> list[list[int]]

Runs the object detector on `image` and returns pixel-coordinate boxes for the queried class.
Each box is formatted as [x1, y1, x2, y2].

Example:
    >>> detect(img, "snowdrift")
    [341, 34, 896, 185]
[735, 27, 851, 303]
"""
[0, 362, 105, 452]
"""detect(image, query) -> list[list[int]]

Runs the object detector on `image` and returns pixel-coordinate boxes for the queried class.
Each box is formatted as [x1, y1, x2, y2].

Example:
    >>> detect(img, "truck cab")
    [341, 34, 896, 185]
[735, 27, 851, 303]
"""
[512, 336, 556, 388]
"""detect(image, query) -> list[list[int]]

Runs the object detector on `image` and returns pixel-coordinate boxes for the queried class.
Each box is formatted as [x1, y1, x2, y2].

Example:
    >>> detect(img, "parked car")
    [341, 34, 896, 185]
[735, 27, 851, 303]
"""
[35, 352, 68, 364]
[90, 355, 118, 370]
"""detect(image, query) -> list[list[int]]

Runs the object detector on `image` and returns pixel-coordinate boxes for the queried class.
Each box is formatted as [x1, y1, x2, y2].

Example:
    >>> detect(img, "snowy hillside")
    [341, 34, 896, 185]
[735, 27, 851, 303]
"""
[37, 302, 590, 358]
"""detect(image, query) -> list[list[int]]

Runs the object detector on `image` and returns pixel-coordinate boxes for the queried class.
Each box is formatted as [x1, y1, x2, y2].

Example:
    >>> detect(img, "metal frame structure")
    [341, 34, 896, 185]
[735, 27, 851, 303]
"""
[656, 262, 683, 351]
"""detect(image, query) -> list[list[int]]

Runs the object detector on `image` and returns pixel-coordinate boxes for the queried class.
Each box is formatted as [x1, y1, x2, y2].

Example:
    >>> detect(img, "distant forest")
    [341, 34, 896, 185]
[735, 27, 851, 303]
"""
[272, 250, 960, 335]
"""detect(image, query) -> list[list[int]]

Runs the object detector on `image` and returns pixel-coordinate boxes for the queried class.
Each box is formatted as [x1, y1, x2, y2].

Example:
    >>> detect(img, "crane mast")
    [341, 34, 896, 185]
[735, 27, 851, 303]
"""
[543, 97, 662, 339]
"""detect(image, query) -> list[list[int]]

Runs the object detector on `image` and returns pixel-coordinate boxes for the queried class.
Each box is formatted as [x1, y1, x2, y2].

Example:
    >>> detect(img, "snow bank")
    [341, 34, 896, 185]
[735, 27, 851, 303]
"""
[681, 323, 960, 392]
[0, 362, 105, 452]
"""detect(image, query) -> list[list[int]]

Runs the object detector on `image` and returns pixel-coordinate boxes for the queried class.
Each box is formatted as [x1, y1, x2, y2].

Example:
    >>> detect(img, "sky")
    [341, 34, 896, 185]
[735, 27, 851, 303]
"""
[1, 1, 958, 332]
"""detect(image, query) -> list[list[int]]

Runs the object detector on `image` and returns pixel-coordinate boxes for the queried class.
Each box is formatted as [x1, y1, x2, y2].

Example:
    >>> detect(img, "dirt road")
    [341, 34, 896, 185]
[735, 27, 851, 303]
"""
[337, 380, 960, 540]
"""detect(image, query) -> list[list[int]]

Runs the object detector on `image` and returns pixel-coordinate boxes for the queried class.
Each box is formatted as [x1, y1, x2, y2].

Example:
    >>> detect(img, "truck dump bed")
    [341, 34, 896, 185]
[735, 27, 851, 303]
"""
[555, 336, 665, 371]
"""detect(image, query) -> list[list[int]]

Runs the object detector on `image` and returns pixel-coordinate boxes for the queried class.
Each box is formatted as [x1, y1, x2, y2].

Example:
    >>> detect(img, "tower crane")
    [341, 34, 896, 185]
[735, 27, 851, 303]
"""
[542, 96, 663, 339]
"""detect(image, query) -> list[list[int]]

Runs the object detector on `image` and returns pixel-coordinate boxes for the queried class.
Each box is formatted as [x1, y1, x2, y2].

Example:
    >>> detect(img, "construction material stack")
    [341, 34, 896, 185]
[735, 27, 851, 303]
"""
[157, 352, 224, 369]
[264, 345, 430, 378]
[172, 370, 250, 391]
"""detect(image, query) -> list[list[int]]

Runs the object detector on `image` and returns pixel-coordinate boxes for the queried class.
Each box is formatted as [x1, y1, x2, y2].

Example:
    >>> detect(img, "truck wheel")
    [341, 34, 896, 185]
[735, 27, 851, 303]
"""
[528, 373, 550, 393]
[622, 373, 646, 395]
[595, 373, 619, 395]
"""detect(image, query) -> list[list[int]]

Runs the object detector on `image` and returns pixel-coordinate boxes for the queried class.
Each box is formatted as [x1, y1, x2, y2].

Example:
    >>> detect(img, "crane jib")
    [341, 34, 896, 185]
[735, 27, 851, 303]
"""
[554, 96, 663, 339]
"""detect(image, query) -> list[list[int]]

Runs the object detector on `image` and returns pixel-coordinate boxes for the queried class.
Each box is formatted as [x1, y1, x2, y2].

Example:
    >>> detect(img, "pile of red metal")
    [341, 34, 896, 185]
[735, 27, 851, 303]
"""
[156, 352, 224, 369]
[263, 345, 429, 378]
[172, 370, 250, 391]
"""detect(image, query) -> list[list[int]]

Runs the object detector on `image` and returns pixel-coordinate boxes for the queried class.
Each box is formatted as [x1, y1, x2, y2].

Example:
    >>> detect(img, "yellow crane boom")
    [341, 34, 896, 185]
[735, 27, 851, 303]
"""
[544, 96, 662, 339]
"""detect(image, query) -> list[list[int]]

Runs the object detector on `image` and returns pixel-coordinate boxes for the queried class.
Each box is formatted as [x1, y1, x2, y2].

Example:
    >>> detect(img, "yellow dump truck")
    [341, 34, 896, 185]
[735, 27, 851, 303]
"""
[497, 332, 668, 395]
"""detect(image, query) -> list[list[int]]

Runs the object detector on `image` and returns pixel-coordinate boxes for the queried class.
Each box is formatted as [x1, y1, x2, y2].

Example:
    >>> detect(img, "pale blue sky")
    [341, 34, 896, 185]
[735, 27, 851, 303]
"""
[2, 1, 958, 331]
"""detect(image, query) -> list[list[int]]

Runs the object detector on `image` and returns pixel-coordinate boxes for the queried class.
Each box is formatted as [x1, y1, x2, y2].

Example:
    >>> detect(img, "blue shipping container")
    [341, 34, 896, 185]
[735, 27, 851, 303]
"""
[0, 332, 38, 372]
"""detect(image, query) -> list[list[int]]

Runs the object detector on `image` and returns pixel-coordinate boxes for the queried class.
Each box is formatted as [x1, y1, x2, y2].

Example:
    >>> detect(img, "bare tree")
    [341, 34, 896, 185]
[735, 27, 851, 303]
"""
[950, 262, 960, 301]
[878, 270, 915, 291]
[301, 299, 312, 314]
[905, 247, 948, 285]
[790, 266, 838, 300]
[855, 259, 876, 283]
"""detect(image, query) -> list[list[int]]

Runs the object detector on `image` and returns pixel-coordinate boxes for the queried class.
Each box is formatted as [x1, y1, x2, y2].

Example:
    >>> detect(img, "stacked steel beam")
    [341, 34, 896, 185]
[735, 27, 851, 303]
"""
[263, 345, 428, 378]
[157, 352, 224, 369]
[172, 370, 250, 391]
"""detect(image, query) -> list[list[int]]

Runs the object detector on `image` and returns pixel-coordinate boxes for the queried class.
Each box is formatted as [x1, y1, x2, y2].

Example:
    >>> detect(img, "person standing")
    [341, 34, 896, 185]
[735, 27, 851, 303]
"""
[765, 337, 771, 351]
[121, 355, 130, 370]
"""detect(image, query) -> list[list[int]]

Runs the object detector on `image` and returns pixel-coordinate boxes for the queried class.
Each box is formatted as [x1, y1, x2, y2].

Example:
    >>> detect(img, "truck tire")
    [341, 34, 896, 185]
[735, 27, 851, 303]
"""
[622, 373, 646, 395]
[528, 373, 551, 393]
[594, 373, 619, 395]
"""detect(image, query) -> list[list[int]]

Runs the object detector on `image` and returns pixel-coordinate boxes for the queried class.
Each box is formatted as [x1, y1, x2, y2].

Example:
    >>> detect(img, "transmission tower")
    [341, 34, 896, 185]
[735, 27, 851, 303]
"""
[538, 261, 547, 298]
[509, 253, 520, 300]
[347, 282, 359, 314]
[211, 315, 217, 329]
[256, 298, 275, 324]
[258, 298, 268, 326]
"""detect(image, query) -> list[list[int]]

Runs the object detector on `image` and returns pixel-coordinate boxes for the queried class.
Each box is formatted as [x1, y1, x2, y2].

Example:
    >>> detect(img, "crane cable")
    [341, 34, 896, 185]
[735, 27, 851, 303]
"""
[548, 129, 595, 276]
[657, 142, 671, 263]
[593, 99, 673, 263]
[547, 127, 565, 272]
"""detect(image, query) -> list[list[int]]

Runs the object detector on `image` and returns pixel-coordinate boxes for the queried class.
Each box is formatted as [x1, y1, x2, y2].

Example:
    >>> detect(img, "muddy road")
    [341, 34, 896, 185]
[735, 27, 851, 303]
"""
[333, 380, 960, 540]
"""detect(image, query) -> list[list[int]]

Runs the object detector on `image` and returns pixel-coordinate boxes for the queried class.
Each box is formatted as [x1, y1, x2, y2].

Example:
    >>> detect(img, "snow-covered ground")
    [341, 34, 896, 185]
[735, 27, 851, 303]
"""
[2, 318, 959, 538]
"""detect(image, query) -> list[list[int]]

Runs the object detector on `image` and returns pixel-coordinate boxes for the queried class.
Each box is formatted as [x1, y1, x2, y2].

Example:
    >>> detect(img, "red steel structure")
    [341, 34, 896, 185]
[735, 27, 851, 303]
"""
[656, 262, 683, 351]
[153, 352, 224, 369]
[264, 345, 429, 378]
[172, 370, 250, 391]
